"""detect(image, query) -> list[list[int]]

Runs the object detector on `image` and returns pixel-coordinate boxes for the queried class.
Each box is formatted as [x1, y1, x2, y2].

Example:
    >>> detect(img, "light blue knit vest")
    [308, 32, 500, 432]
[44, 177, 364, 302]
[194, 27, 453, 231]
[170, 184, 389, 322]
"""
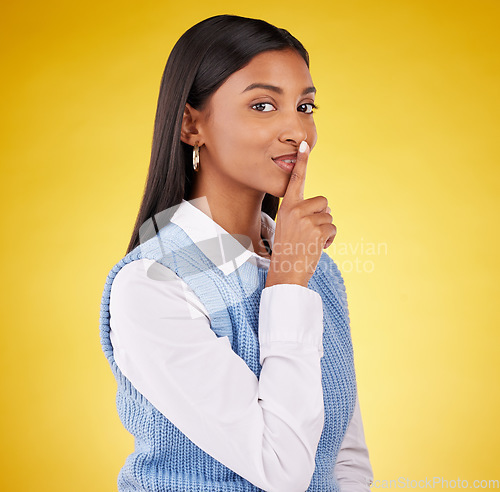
[99, 219, 357, 491]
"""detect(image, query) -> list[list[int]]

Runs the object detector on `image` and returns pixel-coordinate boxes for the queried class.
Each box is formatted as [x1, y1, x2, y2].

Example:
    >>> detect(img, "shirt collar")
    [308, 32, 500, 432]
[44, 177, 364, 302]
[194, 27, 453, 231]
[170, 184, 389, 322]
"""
[168, 198, 275, 275]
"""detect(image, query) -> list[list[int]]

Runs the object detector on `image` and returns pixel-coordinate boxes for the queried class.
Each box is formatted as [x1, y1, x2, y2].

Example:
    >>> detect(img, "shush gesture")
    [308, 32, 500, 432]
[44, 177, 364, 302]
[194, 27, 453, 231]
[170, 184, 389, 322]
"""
[266, 140, 337, 288]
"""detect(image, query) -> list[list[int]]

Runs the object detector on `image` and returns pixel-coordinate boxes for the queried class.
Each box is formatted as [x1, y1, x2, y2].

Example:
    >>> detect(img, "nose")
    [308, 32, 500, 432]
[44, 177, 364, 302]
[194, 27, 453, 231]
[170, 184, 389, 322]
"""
[277, 110, 307, 146]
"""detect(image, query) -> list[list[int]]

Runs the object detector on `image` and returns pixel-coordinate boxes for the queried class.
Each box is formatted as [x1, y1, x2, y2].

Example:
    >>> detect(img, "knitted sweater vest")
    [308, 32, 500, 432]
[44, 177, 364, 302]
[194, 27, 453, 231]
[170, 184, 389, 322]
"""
[99, 220, 357, 491]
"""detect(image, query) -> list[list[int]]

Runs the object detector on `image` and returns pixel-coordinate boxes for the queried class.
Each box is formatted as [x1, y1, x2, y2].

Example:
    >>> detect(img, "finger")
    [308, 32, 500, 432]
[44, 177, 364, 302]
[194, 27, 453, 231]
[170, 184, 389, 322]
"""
[282, 140, 309, 203]
[324, 236, 335, 249]
[304, 195, 330, 215]
[323, 224, 337, 248]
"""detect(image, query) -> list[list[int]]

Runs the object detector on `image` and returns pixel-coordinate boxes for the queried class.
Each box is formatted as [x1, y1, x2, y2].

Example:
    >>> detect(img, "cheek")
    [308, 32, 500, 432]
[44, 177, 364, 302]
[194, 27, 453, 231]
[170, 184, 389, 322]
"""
[211, 113, 271, 153]
[204, 114, 261, 168]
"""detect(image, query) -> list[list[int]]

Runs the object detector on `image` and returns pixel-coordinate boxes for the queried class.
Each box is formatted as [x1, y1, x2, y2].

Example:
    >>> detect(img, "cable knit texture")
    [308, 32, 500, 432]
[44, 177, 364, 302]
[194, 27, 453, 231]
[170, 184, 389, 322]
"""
[99, 220, 357, 491]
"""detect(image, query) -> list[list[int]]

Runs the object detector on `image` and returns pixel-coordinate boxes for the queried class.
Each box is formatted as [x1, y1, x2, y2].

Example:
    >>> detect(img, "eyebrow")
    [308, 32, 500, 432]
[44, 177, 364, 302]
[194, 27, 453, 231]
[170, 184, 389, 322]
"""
[241, 83, 316, 96]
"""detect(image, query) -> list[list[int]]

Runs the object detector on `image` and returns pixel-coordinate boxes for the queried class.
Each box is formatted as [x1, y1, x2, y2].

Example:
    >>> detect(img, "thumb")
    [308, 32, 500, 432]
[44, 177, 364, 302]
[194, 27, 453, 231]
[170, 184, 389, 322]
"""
[282, 140, 309, 203]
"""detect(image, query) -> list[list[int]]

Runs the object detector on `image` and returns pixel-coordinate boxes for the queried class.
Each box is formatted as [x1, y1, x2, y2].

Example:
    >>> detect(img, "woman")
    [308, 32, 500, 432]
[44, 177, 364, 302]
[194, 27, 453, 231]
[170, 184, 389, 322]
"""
[99, 14, 373, 491]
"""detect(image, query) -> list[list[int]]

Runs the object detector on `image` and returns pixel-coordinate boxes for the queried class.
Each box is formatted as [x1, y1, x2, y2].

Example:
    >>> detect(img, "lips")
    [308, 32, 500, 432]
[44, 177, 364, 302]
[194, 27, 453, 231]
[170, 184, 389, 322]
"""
[272, 152, 297, 173]
[272, 153, 298, 164]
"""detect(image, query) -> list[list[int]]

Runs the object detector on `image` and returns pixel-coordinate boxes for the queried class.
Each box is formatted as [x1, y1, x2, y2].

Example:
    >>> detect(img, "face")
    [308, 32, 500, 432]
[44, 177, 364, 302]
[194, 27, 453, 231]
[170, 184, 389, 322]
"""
[188, 49, 318, 198]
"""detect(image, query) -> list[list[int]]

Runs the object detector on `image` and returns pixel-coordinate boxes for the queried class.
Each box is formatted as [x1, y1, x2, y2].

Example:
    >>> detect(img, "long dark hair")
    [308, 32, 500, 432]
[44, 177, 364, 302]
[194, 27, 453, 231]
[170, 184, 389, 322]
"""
[126, 14, 310, 254]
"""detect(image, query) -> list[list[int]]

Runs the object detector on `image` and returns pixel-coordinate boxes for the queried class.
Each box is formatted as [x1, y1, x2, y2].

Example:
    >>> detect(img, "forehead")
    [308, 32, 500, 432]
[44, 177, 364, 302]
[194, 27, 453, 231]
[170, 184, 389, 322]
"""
[215, 49, 314, 96]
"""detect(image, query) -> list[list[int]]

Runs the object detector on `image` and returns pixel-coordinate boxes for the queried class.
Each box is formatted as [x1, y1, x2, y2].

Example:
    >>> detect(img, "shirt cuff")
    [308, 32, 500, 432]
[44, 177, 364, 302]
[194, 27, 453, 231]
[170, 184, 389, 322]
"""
[259, 284, 324, 358]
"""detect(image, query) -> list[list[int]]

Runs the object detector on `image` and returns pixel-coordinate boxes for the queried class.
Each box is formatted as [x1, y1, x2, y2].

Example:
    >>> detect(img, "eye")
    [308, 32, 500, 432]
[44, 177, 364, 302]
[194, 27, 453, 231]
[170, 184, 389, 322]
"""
[298, 103, 317, 114]
[252, 102, 276, 112]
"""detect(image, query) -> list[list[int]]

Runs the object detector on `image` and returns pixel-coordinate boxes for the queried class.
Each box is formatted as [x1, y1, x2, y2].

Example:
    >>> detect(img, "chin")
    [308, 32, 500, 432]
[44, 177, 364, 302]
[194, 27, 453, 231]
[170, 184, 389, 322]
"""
[260, 173, 290, 198]
[267, 184, 288, 199]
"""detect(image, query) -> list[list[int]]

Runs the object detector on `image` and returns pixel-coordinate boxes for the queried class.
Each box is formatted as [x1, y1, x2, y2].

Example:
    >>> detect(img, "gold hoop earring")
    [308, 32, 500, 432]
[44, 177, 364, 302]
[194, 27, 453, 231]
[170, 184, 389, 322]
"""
[193, 142, 200, 172]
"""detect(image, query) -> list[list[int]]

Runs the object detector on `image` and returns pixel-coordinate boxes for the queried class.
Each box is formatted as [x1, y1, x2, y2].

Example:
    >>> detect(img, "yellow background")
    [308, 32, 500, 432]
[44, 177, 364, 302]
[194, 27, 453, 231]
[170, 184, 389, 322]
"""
[2, 0, 499, 490]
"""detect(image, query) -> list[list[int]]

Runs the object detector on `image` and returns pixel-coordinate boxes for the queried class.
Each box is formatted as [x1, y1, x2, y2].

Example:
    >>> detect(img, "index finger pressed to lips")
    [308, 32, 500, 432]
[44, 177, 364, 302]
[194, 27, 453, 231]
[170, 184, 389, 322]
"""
[283, 140, 309, 202]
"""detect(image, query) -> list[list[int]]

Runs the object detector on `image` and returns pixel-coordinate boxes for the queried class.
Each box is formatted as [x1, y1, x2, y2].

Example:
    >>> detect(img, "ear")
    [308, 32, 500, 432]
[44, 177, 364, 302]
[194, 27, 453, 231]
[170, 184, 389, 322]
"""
[180, 103, 204, 146]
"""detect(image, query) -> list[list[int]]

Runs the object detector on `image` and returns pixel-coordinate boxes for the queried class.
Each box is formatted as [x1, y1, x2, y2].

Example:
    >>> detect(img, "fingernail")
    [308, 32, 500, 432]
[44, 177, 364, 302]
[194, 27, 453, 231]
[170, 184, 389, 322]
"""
[299, 141, 307, 153]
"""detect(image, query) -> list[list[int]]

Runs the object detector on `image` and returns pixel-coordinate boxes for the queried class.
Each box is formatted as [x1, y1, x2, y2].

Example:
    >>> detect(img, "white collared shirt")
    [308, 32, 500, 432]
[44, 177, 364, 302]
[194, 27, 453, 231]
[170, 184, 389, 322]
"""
[109, 198, 373, 491]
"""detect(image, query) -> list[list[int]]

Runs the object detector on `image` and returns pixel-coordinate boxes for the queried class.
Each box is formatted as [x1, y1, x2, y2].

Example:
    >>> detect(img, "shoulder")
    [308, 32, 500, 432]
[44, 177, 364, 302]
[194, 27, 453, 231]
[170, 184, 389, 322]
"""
[112, 258, 179, 294]
[110, 258, 210, 321]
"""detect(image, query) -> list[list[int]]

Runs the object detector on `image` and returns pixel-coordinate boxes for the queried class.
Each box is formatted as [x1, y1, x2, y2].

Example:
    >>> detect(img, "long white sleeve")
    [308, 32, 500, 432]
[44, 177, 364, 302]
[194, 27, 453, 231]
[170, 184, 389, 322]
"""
[334, 394, 374, 490]
[109, 259, 325, 492]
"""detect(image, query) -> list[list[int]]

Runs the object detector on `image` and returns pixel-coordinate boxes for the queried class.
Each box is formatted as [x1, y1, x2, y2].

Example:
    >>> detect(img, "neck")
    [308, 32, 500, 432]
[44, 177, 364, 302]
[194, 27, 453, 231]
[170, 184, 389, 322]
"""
[186, 183, 269, 257]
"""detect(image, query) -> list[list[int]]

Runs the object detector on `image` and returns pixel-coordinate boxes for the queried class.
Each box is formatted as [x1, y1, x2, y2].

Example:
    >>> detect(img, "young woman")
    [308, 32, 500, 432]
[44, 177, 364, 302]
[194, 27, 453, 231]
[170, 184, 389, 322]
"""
[99, 14, 374, 491]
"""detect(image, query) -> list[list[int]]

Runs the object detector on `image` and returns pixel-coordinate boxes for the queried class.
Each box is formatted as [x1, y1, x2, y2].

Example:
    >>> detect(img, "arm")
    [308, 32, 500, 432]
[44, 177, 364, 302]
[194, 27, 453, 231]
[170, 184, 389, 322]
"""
[109, 258, 325, 492]
[334, 393, 374, 491]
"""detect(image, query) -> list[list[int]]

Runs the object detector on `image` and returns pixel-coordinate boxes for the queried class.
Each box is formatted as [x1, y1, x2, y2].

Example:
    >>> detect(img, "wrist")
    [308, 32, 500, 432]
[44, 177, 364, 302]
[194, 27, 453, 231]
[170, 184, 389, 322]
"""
[265, 273, 309, 289]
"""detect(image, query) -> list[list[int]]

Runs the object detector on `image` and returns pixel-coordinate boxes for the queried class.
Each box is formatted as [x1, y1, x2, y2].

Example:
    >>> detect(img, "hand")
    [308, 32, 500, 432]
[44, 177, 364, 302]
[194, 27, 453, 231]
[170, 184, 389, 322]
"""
[265, 141, 337, 288]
